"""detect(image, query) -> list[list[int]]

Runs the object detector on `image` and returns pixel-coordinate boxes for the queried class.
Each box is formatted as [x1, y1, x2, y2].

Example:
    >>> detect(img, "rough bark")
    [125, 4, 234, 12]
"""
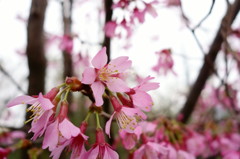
[180, 0, 240, 123]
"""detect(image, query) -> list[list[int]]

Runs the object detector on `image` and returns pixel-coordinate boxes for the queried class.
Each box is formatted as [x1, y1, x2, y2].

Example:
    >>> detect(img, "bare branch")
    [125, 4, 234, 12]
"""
[0, 64, 26, 94]
[180, 0, 240, 123]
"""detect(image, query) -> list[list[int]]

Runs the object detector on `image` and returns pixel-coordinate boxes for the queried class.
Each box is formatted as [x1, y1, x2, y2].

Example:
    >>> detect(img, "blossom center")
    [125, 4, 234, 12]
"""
[116, 111, 137, 131]
[26, 102, 44, 123]
[98, 66, 119, 82]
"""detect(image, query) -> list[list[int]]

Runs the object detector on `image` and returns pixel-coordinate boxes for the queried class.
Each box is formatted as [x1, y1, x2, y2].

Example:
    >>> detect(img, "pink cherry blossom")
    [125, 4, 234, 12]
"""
[82, 47, 131, 106]
[186, 133, 206, 156]
[105, 96, 146, 137]
[50, 122, 88, 159]
[85, 128, 119, 159]
[105, 21, 118, 38]
[6, 93, 54, 123]
[59, 35, 73, 54]
[42, 101, 80, 151]
[119, 126, 142, 150]
[0, 130, 25, 145]
[177, 150, 196, 159]
[133, 142, 168, 159]
[127, 76, 159, 112]
[152, 49, 176, 75]
[223, 151, 240, 159]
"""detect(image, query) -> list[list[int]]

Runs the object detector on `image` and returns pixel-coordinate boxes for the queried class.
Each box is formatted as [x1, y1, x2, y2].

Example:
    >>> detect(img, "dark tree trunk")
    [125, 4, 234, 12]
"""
[103, 0, 114, 144]
[180, 0, 240, 123]
[103, 0, 113, 62]
[62, 0, 73, 78]
[26, 0, 47, 96]
[24, 0, 48, 158]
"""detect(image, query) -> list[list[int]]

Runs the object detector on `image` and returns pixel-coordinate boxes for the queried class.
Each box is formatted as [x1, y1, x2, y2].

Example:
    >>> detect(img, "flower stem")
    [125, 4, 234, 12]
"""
[56, 86, 70, 99]
[84, 111, 91, 122]
[95, 112, 102, 129]
[57, 83, 66, 89]
[63, 88, 70, 101]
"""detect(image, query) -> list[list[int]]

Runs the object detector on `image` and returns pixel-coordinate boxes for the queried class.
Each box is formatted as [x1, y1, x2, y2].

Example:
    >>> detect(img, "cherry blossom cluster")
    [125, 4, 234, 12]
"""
[152, 48, 176, 75]
[5, 47, 159, 159]
[118, 116, 240, 159]
[105, 0, 158, 39]
[0, 128, 29, 159]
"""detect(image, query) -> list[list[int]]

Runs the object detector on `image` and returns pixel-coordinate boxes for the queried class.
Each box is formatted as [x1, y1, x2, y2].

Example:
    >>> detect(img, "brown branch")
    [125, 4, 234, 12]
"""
[180, 0, 240, 123]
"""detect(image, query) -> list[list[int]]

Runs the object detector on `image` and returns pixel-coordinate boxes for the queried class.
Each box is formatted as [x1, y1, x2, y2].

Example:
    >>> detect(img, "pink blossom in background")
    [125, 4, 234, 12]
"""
[186, 133, 206, 156]
[82, 47, 131, 106]
[222, 151, 240, 159]
[59, 35, 74, 54]
[0, 130, 25, 145]
[105, 21, 118, 38]
[0, 147, 11, 159]
[164, 0, 181, 7]
[152, 49, 176, 75]
[133, 141, 168, 159]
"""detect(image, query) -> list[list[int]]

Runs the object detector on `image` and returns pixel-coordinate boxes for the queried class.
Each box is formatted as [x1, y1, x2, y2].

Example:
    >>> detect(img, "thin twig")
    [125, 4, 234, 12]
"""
[0, 64, 26, 94]
[192, 0, 216, 30]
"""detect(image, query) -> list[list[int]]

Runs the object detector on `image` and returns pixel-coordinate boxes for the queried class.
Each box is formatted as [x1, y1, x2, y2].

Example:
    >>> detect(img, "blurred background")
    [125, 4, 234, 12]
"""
[1, 0, 240, 158]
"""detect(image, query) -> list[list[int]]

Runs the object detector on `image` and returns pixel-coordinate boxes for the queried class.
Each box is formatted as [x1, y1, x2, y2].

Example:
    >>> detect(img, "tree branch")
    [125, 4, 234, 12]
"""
[180, 0, 240, 123]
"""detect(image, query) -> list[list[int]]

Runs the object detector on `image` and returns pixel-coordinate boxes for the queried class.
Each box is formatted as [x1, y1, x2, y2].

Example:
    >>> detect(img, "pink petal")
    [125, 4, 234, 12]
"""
[42, 119, 59, 150]
[104, 146, 119, 159]
[148, 142, 168, 155]
[30, 110, 53, 140]
[92, 47, 107, 69]
[82, 67, 97, 84]
[38, 93, 54, 110]
[106, 78, 130, 92]
[105, 21, 117, 38]
[133, 145, 145, 159]
[134, 126, 142, 139]
[121, 107, 146, 120]
[91, 81, 105, 106]
[146, 5, 158, 18]
[138, 82, 159, 91]
[87, 146, 99, 159]
[6, 95, 36, 107]
[108, 56, 132, 73]
[50, 140, 71, 159]
[59, 119, 80, 139]
[119, 130, 137, 150]
[105, 112, 116, 138]
[131, 90, 153, 112]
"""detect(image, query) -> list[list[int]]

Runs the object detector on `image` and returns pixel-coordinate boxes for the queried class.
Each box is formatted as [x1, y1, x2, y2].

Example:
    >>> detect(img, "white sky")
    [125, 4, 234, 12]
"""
[0, 0, 232, 127]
